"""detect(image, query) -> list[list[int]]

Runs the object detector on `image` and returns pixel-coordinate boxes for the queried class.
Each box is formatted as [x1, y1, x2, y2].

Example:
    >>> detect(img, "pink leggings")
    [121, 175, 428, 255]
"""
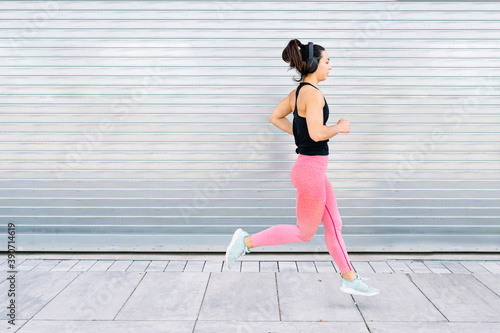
[249, 154, 353, 274]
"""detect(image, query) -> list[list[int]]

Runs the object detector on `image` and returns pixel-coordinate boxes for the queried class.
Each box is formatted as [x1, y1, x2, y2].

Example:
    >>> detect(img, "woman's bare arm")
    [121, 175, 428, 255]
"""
[269, 92, 294, 135]
[305, 90, 350, 142]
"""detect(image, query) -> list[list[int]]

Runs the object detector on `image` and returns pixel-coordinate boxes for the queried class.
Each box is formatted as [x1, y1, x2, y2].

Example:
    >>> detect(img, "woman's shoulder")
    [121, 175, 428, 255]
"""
[294, 84, 324, 101]
[288, 85, 324, 111]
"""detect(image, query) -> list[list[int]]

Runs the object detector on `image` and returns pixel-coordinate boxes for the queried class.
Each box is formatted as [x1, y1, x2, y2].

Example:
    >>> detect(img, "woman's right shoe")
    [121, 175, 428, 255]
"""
[225, 228, 251, 269]
[340, 274, 380, 296]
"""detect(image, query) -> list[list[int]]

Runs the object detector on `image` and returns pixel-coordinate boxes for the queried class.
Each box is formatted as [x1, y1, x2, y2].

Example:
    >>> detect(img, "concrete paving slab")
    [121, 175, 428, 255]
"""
[472, 274, 500, 297]
[260, 261, 278, 272]
[115, 272, 208, 321]
[351, 261, 374, 274]
[0, 271, 80, 320]
[241, 261, 259, 272]
[165, 260, 187, 272]
[145, 260, 168, 271]
[368, 321, 500, 333]
[108, 260, 133, 271]
[277, 272, 363, 322]
[440, 261, 470, 274]
[386, 260, 412, 274]
[369, 261, 393, 273]
[202, 260, 223, 272]
[459, 261, 491, 274]
[315, 261, 336, 273]
[184, 260, 205, 272]
[409, 273, 500, 322]
[88, 260, 114, 271]
[296, 261, 317, 272]
[68, 260, 96, 272]
[126, 260, 151, 272]
[353, 273, 446, 322]
[423, 261, 452, 274]
[51, 259, 79, 272]
[16, 260, 43, 271]
[479, 261, 500, 274]
[194, 320, 369, 333]
[17, 320, 195, 333]
[5, 319, 27, 332]
[1, 259, 26, 271]
[30, 260, 60, 272]
[278, 261, 297, 272]
[198, 272, 279, 321]
[33, 272, 145, 320]
[0, 261, 7, 272]
[405, 260, 431, 273]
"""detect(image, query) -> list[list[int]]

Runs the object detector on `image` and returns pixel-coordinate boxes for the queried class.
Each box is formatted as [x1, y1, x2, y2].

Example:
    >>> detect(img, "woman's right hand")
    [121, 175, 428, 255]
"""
[336, 118, 351, 133]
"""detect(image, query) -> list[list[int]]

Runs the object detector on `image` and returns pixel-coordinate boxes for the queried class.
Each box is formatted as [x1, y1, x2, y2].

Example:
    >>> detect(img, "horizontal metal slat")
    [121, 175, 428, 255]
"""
[3, 66, 500, 76]
[1, 104, 498, 114]
[2, 160, 499, 170]
[3, 151, 500, 162]
[4, 29, 500, 39]
[3, 38, 500, 50]
[2, 206, 500, 217]
[1, 170, 499, 181]
[2, 142, 499, 153]
[3, 1, 499, 11]
[2, 11, 499, 21]
[2, 216, 500, 226]
[2, 85, 498, 96]
[4, 20, 500, 30]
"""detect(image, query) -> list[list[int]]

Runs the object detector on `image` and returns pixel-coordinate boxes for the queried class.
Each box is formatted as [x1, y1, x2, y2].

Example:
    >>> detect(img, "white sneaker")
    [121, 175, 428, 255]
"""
[225, 228, 251, 269]
[340, 274, 380, 296]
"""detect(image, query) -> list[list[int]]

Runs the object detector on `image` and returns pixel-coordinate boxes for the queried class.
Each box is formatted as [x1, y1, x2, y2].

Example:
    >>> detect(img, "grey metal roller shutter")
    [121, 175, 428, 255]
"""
[1, 1, 499, 252]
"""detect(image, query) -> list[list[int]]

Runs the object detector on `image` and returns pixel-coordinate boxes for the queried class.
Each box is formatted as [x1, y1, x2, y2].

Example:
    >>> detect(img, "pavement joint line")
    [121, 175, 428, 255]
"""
[441, 261, 471, 274]
[274, 272, 282, 322]
[350, 293, 371, 333]
[478, 261, 500, 274]
[28, 270, 83, 323]
[423, 261, 453, 274]
[470, 274, 500, 299]
[192, 272, 212, 333]
[406, 273, 450, 323]
[87, 259, 104, 271]
[113, 271, 147, 321]
[51, 258, 79, 272]
[163, 260, 171, 272]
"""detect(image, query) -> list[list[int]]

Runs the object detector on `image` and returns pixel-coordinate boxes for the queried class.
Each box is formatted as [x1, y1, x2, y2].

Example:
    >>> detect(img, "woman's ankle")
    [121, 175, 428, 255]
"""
[342, 270, 357, 281]
[244, 235, 254, 249]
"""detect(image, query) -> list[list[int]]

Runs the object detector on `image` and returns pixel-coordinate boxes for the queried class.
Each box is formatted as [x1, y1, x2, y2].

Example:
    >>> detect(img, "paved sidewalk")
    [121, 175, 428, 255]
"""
[2, 254, 500, 333]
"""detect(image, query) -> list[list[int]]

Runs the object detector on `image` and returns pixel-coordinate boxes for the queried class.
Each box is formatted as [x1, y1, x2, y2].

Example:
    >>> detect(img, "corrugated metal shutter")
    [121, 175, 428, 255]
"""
[1, 1, 499, 252]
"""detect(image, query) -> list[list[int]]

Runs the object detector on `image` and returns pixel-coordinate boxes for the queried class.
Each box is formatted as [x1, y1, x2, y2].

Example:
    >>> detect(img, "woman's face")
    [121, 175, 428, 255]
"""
[316, 50, 332, 81]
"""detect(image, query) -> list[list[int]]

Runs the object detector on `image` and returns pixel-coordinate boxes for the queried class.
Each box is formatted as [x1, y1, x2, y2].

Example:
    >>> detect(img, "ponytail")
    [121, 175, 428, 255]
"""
[282, 39, 325, 83]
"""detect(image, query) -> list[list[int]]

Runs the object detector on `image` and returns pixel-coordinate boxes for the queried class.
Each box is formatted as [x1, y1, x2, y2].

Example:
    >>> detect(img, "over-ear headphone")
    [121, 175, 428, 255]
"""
[306, 42, 318, 73]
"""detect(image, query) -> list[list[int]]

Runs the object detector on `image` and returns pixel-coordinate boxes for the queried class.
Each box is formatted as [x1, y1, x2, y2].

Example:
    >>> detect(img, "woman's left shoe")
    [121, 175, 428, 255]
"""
[225, 228, 251, 269]
[340, 274, 380, 296]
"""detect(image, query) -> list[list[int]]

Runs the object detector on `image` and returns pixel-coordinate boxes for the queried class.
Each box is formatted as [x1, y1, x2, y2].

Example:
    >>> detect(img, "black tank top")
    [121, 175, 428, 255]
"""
[292, 82, 329, 155]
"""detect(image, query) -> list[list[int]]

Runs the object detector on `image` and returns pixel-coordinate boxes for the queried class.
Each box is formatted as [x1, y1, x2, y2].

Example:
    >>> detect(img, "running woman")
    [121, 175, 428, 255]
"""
[225, 39, 379, 296]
